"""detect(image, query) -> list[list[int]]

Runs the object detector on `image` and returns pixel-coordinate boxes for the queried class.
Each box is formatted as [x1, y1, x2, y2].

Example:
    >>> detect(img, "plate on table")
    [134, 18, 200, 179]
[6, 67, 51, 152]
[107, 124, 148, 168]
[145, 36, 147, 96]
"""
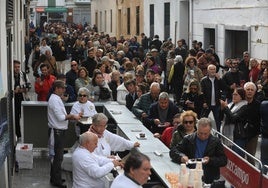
[79, 117, 92, 124]
[136, 133, 147, 140]
[110, 110, 122, 115]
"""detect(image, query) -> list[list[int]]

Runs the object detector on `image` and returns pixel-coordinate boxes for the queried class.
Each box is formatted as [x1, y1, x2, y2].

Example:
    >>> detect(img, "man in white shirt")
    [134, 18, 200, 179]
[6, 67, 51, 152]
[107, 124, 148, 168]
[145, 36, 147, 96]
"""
[48, 80, 81, 188]
[111, 151, 151, 188]
[88, 113, 140, 157]
[72, 131, 122, 188]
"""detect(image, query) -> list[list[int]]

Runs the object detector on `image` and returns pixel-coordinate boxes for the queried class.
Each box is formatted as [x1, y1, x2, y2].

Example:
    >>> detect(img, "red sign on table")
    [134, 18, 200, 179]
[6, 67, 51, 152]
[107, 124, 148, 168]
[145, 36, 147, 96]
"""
[220, 146, 261, 188]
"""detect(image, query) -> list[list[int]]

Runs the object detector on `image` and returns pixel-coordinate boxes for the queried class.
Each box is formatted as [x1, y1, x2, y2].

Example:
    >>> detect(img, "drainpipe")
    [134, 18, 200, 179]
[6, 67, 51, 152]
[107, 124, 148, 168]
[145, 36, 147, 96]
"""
[189, 0, 193, 47]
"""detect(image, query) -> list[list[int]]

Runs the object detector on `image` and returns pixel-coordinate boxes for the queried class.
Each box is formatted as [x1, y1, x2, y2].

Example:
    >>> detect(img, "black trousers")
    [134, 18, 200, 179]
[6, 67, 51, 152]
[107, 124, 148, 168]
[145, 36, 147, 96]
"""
[49, 128, 65, 184]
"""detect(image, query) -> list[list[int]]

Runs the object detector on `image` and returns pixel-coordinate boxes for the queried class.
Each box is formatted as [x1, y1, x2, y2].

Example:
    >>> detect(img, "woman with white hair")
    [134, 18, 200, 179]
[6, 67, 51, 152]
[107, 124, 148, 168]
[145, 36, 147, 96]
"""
[168, 55, 185, 104]
[70, 87, 97, 135]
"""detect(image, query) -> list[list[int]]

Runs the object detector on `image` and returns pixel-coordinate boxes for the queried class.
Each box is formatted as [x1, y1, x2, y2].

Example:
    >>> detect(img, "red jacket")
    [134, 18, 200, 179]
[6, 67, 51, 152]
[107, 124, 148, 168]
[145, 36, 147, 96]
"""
[35, 75, 56, 101]
[249, 66, 260, 83]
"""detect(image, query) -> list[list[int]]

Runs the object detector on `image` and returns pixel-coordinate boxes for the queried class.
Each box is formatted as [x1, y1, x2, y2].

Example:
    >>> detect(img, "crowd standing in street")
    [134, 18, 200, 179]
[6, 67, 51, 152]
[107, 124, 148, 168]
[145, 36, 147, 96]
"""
[21, 21, 268, 186]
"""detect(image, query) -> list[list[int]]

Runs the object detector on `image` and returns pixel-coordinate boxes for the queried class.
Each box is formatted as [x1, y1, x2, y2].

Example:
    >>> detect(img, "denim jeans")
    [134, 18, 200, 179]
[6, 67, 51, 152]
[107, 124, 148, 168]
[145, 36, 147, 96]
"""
[233, 138, 247, 158]
[49, 128, 65, 184]
[261, 137, 268, 173]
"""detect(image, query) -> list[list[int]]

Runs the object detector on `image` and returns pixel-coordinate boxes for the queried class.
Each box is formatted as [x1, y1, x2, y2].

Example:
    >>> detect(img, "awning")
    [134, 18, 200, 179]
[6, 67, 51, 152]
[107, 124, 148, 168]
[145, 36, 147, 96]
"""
[45, 7, 67, 13]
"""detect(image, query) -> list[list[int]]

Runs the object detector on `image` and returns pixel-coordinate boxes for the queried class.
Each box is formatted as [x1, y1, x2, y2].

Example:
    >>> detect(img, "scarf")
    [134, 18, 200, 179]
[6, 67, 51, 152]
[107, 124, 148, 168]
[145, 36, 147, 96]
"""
[221, 100, 247, 145]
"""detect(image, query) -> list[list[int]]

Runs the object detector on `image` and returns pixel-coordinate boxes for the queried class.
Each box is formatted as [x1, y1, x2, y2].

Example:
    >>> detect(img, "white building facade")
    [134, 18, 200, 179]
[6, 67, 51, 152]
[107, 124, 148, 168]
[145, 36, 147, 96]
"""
[143, 0, 189, 44]
[30, 0, 91, 27]
[0, 1, 26, 187]
[91, 0, 117, 36]
[191, 0, 268, 62]
[144, 0, 268, 62]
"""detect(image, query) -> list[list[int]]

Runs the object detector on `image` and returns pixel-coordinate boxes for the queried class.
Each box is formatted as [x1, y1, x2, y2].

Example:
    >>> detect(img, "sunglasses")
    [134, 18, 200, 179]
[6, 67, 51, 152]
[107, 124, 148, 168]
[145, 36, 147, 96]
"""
[78, 94, 87, 97]
[183, 120, 194, 124]
[71, 64, 77, 67]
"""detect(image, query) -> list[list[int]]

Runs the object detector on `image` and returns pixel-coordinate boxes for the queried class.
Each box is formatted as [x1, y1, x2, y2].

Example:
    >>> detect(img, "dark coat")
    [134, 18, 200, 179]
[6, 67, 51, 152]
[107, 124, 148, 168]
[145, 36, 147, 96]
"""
[170, 133, 227, 184]
[147, 100, 179, 134]
[125, 92, 138, 111]
[200, 76, 226, 106]
[81, 57, 97, 78]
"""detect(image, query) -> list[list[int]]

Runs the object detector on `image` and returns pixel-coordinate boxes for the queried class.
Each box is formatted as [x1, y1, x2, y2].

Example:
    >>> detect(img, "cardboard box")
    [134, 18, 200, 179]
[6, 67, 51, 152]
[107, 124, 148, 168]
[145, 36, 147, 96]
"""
[15, 143, 33, 169]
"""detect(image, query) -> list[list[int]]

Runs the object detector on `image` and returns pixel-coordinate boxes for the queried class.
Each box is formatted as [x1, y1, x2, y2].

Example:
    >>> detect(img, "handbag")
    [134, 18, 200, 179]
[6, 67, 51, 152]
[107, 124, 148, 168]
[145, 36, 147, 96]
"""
[234, 121, 248, 139]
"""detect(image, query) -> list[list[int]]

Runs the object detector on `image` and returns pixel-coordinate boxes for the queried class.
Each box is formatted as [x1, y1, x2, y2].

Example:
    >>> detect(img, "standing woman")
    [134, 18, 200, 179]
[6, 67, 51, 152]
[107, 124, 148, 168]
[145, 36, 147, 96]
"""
[88, 69, 112, 102]
[220, 88, 247, 148]
[183, 56, 203, 91]
[75, 67, 92, 93]
[248, 58, 260, 84]
[53, 39, 67, 74]
[169, 55, 185, 104]
[180, 79, 204, 118]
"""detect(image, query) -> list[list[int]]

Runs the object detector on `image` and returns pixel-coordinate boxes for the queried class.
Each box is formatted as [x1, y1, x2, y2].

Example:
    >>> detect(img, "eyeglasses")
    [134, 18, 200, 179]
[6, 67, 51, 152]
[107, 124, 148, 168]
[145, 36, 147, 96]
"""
[183, 120, 194, 124]
[71, 64, 77, 67]
[261, 64, 266, 66]
[78, 94, 87, 97]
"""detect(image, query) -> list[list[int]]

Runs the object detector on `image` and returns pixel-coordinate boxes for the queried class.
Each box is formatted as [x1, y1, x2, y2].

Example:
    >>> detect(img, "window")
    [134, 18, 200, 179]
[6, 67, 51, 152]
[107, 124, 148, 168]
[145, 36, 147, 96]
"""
[48, 0, 56, 7]
[127, 8, 130, 35]
[150, 4, 154, 38]
[110, 9, 112, 32]
[136, 6, 140, 35]
[105, 10, 107, 32]
[164, 2, 170, 40]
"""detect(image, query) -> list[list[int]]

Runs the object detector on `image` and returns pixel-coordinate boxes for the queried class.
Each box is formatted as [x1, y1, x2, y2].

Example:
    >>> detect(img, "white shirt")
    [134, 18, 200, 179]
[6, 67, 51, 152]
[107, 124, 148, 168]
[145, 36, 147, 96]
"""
[72, 147, 114, 188]
[40, 45, 53, 55]
[117, 83, 129, 105]
[111, 173, 142, 188]
[94, 130, 135, 157]
[209, 77, 216, 106]
[48, 93, 68, 129]
[70, 100, 97, 117]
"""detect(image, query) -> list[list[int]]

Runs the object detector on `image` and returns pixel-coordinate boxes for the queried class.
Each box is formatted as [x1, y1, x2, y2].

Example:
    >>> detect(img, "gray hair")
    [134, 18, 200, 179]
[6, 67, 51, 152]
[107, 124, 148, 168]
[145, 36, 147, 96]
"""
[78, 87, 90, 97]
[243, 81, 257, 91]
[150, 82, 160, 90]
[197, 118, 212, 129]
[101, 56, 110, 63]
[92, 113, 108, 125]
[158, 92, 169, 100]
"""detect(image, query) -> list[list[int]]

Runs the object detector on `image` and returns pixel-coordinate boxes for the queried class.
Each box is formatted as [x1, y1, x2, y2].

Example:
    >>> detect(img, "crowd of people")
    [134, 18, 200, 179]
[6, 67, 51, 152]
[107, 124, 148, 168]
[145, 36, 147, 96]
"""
[13, 21, 268, 187]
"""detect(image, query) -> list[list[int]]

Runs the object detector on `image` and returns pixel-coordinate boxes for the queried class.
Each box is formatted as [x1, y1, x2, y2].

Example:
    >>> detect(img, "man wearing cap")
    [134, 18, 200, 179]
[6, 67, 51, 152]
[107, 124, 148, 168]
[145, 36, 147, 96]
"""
[149, 34, 162, 52]
[48, 80, 82, 187]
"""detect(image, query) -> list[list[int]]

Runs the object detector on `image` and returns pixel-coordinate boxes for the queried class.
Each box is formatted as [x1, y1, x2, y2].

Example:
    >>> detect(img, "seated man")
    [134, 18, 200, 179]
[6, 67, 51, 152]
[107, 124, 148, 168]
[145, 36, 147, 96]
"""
[170, 118, 227, 184]
[132, 82, 161, 122]
[111, 151, 151, 188]
[125, 79, 138, 110]
[146, 92, 179, 134]
[72, 131, 122, 188]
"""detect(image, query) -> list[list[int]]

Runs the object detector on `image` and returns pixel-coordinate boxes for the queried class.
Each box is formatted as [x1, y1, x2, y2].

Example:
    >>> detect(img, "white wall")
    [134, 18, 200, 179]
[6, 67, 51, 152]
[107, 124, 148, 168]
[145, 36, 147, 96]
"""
[192, 0, 268, 61]
[91, 0, 117, 36]
[143, 0, 189, 44]
[0, 1, 8, 97]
